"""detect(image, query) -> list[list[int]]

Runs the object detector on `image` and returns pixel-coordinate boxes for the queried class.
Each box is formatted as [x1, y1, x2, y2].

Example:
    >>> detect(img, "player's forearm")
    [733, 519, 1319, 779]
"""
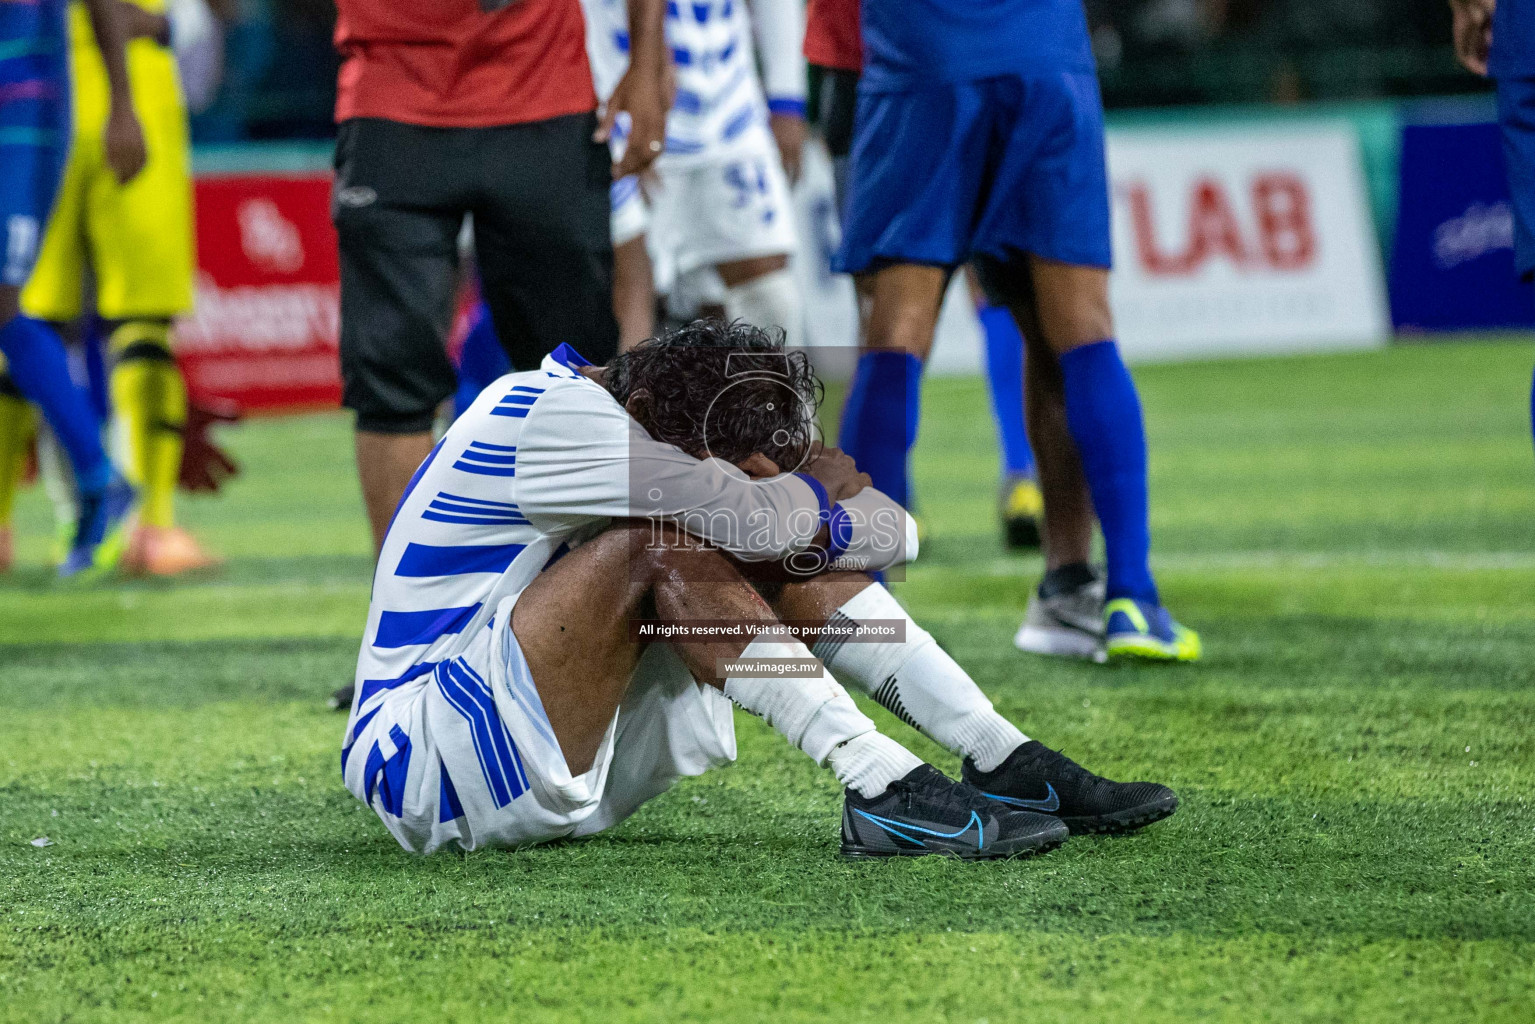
[747, 0, 808, 111]
[81, 0, 135, 105]
[626, 0, 669, 89]
[826, 487, 918, 571]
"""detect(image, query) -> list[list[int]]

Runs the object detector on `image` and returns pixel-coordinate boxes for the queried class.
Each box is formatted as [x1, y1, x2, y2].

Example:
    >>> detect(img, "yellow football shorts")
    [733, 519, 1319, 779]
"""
[21, 6, 195, 322]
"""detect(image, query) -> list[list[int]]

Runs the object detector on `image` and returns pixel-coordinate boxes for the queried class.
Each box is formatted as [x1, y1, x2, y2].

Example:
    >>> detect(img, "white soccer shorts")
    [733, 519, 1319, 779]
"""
[648, 144, 800, 294]
[343, 593, 738, 854]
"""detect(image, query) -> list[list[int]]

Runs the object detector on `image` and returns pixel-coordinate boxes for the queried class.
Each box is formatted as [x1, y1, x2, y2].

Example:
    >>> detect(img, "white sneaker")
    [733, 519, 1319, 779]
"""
[1013, 571, 1107, 662]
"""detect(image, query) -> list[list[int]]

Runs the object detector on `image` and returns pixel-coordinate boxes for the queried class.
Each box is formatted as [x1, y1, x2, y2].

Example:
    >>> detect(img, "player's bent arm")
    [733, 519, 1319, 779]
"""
[747, 0, 808, 178]
[747, 0, 808, 114]
[81, 0, 147, 182]
[513, 383, 829, 560]
[603, 0, 669, 177]
[829, 486, 919, 572]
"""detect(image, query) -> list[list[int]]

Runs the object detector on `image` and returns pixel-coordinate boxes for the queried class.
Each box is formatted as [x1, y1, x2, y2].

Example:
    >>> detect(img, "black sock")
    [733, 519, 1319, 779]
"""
[1039, 561, 1096, 600]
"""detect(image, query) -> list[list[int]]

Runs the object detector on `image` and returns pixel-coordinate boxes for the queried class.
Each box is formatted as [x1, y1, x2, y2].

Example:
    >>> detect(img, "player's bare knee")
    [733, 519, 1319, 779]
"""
[615, 519, 731, 582]
[1030, 260, 1114, 352]
[716, 253, 789, 287]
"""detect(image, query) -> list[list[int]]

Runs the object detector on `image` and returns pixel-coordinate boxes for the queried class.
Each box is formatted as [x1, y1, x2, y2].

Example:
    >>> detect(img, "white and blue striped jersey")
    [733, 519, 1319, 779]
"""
[343, 345, 913, 811]
[581, 0, 807, 165]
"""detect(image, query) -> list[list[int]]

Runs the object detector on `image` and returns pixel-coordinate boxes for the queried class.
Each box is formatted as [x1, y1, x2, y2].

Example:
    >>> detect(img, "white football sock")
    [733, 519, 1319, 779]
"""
[723, 267, 804, 348]
[812, 584, 1028, 772]
[724, 629, 922, 797]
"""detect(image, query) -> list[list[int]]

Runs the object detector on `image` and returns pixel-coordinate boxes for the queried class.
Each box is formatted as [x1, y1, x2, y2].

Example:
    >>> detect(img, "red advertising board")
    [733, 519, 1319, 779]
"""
[179, 174, 342, 413]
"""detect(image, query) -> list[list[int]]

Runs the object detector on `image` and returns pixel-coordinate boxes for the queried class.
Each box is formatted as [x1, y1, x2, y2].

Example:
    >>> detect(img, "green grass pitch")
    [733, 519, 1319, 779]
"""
[2, 339, 1533, 1023]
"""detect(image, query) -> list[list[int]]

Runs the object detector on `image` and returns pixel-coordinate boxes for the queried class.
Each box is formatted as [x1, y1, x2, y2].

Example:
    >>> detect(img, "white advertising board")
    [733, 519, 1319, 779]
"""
[794, 122, 1390, 374]
[1106, 123, 1390, 361]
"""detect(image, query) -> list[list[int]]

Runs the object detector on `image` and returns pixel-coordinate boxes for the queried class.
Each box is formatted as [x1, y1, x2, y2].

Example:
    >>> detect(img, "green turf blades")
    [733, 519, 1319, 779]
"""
[2, 340, 1534, 1021]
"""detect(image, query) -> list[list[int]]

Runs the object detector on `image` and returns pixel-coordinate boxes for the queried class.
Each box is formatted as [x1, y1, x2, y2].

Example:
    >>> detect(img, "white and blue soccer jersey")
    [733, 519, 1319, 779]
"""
[582, 0, 806, 166]
[342, 345, 914, 854]
[580, 0, 805, 279]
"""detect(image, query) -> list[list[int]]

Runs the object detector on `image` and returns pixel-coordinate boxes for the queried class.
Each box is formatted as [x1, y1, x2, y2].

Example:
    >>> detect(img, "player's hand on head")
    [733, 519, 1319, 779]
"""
[804, 446, 869, 502]
[770, 113, 807, 184]
[601, 67, 668, 179]
[104, 102, 148, 184]
[1449, 0, 1495, 76]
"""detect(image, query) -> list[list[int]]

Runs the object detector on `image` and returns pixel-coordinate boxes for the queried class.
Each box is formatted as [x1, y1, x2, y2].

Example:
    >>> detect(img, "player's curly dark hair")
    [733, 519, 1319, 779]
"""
[603, 318, 824, 470]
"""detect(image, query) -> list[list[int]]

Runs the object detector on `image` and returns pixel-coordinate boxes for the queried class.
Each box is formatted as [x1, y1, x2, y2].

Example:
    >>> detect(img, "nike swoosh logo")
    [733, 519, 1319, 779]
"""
[983, 783, 1060, 813]
[1044, 608, 1103, 634]
[854, 809, 987, 851]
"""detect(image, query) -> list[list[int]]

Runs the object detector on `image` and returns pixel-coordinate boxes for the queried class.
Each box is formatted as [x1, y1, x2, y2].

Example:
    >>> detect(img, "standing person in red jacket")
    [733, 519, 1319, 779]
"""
[332, 0, 670, 551]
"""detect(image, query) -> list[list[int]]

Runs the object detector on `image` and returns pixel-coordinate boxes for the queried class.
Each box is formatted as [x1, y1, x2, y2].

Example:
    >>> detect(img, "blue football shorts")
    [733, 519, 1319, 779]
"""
[1497, 76, 1535, 280]
[835, 70, 1112, 274]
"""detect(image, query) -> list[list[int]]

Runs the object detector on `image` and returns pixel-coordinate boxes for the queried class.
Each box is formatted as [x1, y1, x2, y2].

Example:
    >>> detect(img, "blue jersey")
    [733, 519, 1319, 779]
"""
[1492, 0, 1535, 79]
[860, 0, 1094, 93]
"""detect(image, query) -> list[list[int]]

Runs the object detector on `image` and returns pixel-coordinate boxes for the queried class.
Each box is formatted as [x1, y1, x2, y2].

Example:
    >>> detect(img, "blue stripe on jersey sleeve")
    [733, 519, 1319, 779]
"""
[374, 603, 482, 649]
[451, 461, 518, 476]
[395, 542, 527, 578]
[453, 442, 518, 476]
[422, 491, 530, 525]
[457, 453, 516, 467]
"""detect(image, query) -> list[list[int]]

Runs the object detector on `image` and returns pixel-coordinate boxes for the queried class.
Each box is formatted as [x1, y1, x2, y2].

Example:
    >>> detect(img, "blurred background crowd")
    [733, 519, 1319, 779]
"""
[197, 0, 1471, 142]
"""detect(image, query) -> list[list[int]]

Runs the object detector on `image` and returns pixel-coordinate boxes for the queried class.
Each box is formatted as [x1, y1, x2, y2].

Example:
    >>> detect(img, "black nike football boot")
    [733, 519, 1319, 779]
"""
[962, 740, 1178, 835]
[841, 764, 1069, 860]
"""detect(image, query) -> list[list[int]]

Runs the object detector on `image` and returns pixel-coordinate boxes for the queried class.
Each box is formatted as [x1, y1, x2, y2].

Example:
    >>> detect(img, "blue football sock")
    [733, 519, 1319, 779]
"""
[978, 304, 1034, 478]
[453, 301, 511, 419]
[1058, 339, 1158, 605]
[0, 315, 112, 494]
[839, 350, 922, 509]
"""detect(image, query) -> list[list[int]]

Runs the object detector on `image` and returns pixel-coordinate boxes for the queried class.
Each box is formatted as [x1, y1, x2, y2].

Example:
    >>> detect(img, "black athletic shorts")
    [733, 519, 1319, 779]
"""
[333, 114, 619, 434]
[814, 67, 860, 160]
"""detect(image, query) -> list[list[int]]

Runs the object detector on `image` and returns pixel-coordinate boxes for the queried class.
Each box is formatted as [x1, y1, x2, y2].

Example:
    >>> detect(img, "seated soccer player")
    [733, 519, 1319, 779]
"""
[342, 320, 1177, 858]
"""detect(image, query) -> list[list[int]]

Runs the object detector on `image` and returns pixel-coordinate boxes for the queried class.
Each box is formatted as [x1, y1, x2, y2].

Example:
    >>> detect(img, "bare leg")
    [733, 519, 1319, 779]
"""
[716, 253, 802, 347]
[355, 429, 435, 554]
[511, 523, 795, 775]
[861, 263, 947, 359]
[974, 257, 1095, 569]
[716, 253, 788, 289]
[1023, 333, 1095, 570]
[613, 234, 655, 351]
[1023, 257, 1122, 573]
